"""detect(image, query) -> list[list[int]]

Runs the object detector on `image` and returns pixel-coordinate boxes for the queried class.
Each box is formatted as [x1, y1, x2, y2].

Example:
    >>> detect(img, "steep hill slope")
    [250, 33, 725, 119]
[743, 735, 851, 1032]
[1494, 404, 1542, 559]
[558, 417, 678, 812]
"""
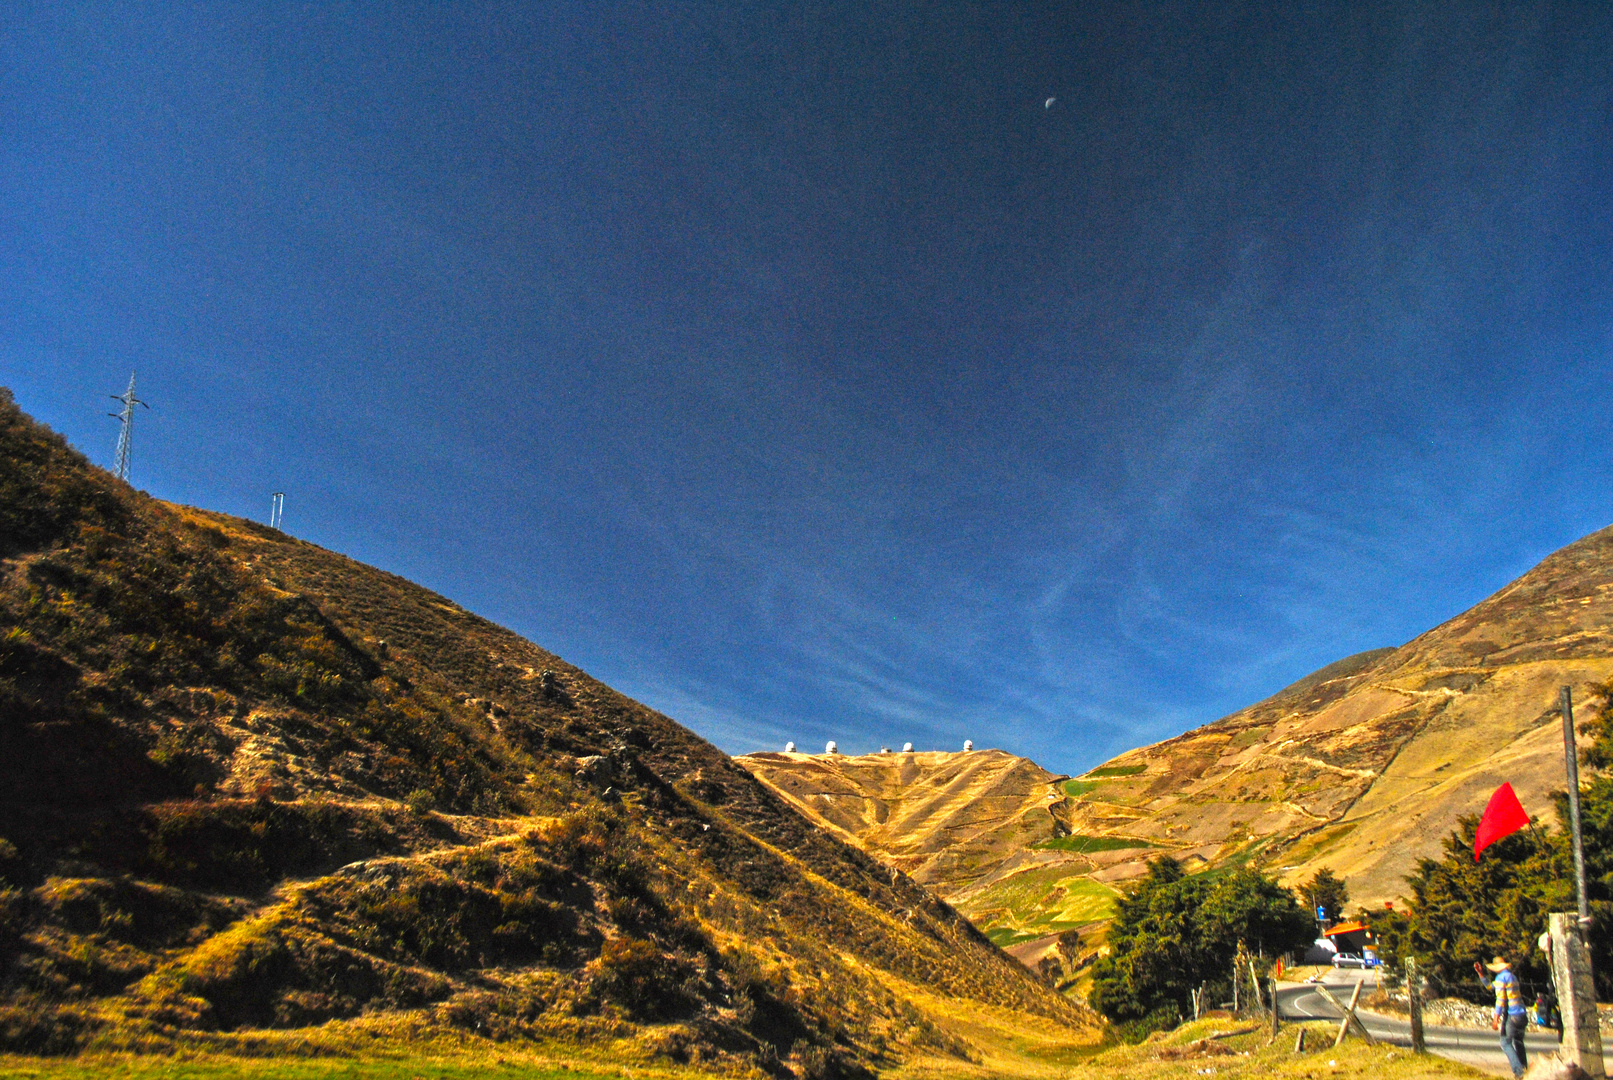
[0, 390, 1091, 1070]
[1069, 533, 1613, 904]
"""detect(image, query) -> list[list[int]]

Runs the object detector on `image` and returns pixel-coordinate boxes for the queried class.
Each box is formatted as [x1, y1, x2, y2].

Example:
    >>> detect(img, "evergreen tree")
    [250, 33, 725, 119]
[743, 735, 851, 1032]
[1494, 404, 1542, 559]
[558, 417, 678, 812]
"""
[1299, 867, 1348, 925]
[1089, 857, 1313, 1025]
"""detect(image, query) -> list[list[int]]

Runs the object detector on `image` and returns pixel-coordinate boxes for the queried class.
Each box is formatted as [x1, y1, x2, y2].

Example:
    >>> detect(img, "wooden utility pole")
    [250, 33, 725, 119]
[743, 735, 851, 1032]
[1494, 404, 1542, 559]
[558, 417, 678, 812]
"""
[1406, 957, 1425, 1054]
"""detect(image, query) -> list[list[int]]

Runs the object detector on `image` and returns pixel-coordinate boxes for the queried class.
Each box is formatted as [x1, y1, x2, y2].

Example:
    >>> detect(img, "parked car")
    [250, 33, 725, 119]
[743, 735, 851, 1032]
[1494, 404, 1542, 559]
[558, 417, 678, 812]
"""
[1331, 953, 1368, 969]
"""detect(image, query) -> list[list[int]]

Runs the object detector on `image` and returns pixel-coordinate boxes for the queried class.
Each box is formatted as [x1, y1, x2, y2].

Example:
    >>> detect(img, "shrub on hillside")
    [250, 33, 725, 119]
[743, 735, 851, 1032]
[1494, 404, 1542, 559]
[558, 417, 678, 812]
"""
[0, 389, 127, 560]
[141, 798, 401, 890]
[585, 935, 699, 1020]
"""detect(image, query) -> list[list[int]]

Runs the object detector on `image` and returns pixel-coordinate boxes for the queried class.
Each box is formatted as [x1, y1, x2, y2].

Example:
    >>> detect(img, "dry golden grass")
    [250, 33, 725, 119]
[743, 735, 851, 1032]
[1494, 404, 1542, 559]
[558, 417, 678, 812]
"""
[871, 971, 1101, 1080]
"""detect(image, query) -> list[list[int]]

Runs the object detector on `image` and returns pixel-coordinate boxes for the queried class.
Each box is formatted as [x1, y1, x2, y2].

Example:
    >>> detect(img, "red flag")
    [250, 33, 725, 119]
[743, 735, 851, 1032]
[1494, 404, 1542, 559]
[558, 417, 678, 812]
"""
[1474, 783, 1531, 861]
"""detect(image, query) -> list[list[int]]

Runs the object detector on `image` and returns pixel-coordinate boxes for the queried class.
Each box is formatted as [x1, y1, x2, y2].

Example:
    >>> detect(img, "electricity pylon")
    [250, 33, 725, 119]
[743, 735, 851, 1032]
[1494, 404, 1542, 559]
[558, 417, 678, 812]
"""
[107, 372, 149, 482]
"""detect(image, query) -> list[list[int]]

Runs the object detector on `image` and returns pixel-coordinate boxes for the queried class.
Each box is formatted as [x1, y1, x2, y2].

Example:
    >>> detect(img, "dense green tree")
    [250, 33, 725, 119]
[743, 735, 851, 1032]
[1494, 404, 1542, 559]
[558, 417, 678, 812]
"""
[1088, 857, 1313, 1024]
[1299, 867, 1349, 926]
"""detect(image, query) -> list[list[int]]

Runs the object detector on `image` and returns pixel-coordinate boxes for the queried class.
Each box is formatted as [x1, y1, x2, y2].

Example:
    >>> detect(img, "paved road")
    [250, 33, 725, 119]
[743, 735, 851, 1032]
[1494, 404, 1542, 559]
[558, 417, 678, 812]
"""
[1276, 972, 1563, 1076]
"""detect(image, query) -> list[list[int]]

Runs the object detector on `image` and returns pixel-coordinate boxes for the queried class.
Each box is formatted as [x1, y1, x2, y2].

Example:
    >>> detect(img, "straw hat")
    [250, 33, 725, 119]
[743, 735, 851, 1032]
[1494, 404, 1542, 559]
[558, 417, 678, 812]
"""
[1485, 957, 1511, 972]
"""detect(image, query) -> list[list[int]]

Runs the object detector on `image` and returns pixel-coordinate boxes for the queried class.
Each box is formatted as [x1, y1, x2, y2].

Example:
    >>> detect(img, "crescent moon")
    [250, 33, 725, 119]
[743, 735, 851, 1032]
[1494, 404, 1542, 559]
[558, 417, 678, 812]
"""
[1044, 97, 1055, 109]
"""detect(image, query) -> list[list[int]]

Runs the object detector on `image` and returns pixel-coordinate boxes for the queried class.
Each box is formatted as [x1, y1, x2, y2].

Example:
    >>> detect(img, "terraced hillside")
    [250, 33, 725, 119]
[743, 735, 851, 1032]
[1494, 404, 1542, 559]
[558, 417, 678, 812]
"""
[0, 390, 1092, 1072]
[738, 750, 1131, 950]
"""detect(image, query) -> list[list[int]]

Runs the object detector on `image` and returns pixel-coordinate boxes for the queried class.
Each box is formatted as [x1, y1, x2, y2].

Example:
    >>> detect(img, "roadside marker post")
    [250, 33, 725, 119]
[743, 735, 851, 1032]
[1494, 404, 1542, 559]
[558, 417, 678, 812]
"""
[1554, 687, 1604, 1078]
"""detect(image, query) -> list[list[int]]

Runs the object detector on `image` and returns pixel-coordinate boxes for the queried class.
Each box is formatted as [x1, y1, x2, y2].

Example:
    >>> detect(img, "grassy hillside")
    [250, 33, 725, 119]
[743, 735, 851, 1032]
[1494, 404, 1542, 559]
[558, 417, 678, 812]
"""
[0, 389, 1093, 1075]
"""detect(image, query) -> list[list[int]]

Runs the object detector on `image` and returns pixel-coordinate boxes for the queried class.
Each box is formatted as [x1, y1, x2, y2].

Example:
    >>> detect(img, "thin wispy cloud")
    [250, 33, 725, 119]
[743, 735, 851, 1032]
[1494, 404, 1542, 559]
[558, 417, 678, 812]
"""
[6, 5, 1612, 778]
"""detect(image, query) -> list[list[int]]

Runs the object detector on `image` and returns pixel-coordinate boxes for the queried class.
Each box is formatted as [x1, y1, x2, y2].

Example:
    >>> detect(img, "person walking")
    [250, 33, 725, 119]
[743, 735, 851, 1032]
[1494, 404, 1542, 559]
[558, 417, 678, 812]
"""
[1476, 956, 1528, 1077]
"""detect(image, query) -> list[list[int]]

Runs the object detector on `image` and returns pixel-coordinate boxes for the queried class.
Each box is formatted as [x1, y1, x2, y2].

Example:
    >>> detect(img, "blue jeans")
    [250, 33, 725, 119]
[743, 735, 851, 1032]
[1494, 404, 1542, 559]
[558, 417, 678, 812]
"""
[1499, 1012, 1528, 1077]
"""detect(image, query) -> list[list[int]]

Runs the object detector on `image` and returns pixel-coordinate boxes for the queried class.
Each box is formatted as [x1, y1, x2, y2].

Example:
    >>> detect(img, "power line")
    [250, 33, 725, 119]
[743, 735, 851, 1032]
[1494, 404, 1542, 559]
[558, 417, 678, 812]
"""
[270, 492, 285, 530]
[107, 371, 149, 482]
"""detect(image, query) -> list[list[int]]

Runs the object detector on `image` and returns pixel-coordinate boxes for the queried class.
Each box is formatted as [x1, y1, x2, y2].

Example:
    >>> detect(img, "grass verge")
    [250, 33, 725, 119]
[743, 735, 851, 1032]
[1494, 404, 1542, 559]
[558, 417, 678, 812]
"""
[0, 1030, 727, 1080]
[1078, 1019, 1489, 1080]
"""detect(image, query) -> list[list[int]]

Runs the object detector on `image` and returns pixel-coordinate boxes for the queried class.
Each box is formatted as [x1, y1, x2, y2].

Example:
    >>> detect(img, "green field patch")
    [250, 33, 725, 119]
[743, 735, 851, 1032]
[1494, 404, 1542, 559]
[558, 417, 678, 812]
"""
[1062, 779, 1099, 796]
[984, 921, 1091, 948]
[1217, 833, 1276, 869]
[986, 926, 1047, 947]
[1034, 835, 1155, 854]
[965, 867, 1121, 936]
[1083, 764, 1146, 778]
[1226, 725, 1271, 750]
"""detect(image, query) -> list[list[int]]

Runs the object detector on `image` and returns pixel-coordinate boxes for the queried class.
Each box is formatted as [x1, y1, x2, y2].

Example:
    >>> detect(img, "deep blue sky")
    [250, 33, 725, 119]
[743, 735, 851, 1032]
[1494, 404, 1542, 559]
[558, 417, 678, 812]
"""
[4, 4, 1612, 774]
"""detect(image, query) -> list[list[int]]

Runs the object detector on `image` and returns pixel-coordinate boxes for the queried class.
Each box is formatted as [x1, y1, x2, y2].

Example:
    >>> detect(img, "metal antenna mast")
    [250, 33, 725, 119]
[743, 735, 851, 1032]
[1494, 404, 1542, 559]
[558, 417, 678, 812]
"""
[270, 492, 285, 530]
[107, 372, 149, 482]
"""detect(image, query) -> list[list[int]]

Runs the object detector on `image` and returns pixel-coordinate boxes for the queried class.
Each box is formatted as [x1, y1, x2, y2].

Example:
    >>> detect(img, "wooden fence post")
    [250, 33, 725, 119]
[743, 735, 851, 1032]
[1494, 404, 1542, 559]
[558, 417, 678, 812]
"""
[1311, 982, 1375, 1046]
[1334, 980, 1363, 1049]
